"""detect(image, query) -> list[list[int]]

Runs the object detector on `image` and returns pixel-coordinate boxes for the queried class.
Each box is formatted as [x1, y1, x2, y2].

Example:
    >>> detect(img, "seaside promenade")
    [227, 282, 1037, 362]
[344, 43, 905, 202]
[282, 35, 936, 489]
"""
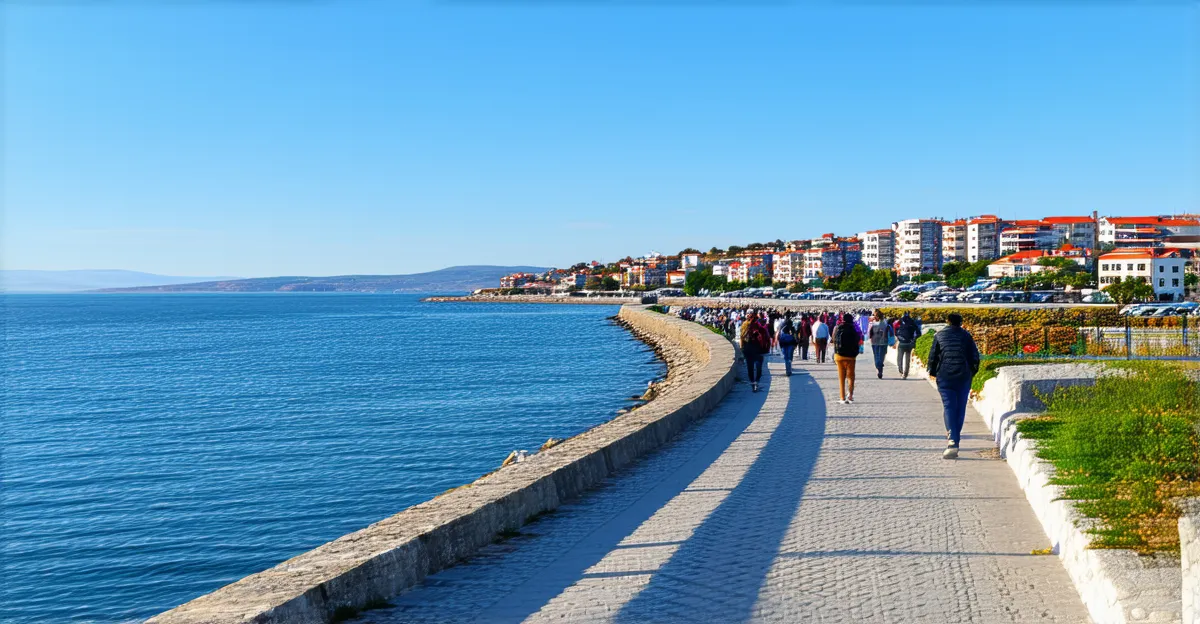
[359, 355, 1089, 623]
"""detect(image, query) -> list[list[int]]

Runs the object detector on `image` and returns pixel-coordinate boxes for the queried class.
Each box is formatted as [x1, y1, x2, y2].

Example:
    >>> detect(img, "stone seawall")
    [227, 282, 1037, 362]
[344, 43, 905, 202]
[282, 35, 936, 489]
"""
[147, 306, 736, 624]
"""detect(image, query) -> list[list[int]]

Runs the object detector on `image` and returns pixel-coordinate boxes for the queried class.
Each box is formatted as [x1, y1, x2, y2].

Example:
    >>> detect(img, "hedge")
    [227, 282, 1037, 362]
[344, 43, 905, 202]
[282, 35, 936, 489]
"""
[877, 306, 1182, 329]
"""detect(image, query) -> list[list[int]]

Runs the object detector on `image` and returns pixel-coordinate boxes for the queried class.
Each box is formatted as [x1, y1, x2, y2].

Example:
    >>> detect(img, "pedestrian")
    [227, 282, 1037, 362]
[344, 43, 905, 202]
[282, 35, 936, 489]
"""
[772, 313, 785, 356]
[778, 318, 798, 376]
[894, 311, 920, 379]
[740, 310, 771, 392]
[926, 312, 981, 459]
[812, 314, 830, 364]
[797, 313, 813, 361]
[868, 311, 893, 379]
[832, 312, 861, 404]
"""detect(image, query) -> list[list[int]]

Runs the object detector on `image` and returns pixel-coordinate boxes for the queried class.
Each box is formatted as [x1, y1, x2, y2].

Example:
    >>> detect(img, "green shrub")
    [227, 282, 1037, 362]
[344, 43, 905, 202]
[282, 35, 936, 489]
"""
[1014, 363, 1200, 553]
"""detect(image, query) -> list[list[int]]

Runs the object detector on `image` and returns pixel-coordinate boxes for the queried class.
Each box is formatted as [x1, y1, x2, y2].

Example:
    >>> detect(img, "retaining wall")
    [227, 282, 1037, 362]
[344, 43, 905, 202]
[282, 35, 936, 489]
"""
[1180, 501, 1200, 624]
[147, 306, 737, 624]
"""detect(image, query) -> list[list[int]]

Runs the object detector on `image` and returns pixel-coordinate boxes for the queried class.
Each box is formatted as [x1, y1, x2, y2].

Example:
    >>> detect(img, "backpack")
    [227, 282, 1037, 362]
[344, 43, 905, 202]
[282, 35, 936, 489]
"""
[895, 317, 918, 344]
[832, 324, 859, 357]
[778, 331, 797, 346]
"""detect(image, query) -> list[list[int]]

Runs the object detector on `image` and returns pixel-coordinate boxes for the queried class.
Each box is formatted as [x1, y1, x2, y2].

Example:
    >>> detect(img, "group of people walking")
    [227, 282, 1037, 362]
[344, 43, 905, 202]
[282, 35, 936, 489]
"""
[674, 304, 980, 459]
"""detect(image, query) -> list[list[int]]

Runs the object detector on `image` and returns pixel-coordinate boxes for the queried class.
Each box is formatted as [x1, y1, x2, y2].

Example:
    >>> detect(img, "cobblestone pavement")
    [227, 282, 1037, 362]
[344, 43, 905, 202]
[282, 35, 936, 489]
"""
[362, 355, 1089, 624]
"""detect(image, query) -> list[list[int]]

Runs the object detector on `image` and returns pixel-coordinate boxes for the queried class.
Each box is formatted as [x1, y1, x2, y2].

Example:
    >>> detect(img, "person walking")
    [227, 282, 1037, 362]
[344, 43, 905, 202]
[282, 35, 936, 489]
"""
[778, 318, 798, 376]
[868, 311, 893, 379]
[740, 311, 771, 392]
[797, 314, 813, 361]
[894, 311, 919, 379]
[926, 312, 981, 459]
[812, 315, 830, 364]
[832, 312, 861, 404]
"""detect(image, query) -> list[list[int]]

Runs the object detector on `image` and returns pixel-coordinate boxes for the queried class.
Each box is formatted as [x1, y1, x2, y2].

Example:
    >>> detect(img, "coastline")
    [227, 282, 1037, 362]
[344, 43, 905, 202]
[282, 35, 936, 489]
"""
[147, 306, 736, 624]
[423, 294, 643, 305]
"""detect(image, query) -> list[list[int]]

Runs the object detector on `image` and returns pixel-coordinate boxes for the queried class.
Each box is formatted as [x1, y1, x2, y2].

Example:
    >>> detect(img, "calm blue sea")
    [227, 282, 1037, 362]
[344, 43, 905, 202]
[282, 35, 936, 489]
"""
[0, 295, 663, 623]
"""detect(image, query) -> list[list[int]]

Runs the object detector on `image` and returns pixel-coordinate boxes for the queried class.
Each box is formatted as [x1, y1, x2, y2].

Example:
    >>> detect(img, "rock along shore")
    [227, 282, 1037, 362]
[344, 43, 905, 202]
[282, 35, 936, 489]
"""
[146, 305, 736, 624]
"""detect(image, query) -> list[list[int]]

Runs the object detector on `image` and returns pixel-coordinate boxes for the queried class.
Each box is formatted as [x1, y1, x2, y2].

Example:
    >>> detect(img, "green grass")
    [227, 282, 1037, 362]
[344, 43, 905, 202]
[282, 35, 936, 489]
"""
[1015, 362, 1200, 553]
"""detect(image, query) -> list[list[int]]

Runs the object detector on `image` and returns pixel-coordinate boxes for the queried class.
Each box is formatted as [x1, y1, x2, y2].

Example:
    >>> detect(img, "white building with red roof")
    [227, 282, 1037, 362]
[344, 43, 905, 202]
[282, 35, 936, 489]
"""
[986, 246, 1091, 279]
[1099, 216, 1200, 248]
[1098, 247, 1188, 301]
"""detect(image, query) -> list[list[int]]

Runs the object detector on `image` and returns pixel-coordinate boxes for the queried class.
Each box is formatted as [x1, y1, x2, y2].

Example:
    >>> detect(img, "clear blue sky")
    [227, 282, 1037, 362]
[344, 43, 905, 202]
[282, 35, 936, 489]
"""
[4, 2, 1197, 277]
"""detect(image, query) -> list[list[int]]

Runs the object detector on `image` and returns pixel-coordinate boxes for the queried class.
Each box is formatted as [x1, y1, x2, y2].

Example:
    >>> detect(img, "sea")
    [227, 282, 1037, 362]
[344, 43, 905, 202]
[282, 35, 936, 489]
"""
[0, 294, 665, 623]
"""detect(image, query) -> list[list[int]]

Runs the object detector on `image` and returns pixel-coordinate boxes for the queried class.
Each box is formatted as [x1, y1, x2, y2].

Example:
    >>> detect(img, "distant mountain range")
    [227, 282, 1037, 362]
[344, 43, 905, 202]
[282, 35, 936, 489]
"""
[81, 266, 550, 293]
[1, 270, 242, 293]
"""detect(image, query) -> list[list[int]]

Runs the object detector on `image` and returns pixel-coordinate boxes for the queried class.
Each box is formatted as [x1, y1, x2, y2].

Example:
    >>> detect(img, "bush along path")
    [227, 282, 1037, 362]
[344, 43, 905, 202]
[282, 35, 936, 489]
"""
[1016, 362, 1200, 554]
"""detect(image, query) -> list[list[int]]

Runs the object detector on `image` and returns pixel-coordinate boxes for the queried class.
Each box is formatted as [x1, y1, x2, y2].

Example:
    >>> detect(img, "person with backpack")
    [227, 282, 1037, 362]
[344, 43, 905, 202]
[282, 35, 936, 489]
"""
[812, 315, 830, 364]
[796, 314, 813, 361]
[893, 311, 920, 379]
[927, 312, 981, 459]
[831, 312, 861, 404]
[740, 311, 771, 392]
[867, 311, 893, 379]
[777, 318, 799, 376]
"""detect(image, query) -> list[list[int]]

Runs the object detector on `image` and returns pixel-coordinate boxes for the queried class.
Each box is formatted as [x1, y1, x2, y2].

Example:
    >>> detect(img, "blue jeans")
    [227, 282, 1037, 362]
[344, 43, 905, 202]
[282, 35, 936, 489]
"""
[872, 345, 887, 372]
[937, 379, 972, 445]
[782, 345, 796, 375]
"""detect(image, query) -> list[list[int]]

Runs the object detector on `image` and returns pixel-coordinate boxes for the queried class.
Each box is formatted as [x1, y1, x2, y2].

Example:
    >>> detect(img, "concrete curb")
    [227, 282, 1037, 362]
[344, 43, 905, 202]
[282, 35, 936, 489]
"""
[146, 306, 737, 624]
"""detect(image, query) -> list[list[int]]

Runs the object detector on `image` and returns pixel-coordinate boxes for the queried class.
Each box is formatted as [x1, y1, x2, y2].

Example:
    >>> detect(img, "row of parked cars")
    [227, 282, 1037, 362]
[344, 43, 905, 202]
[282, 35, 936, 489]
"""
[1119, 302, 1199, 317]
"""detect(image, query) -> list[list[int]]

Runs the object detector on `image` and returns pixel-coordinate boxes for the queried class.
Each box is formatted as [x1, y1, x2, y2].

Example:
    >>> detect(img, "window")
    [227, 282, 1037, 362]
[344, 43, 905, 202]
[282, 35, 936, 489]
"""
[1138, 264, 1146, 271]
[1101, 263, 1108, 271]
[1173, 265, 1180, 273]
[1159, 265, 1165, 273]
[1159, 278, 1165, 287]
[1173, 279, 1180, 287]
[1127, 263, 1134, 271]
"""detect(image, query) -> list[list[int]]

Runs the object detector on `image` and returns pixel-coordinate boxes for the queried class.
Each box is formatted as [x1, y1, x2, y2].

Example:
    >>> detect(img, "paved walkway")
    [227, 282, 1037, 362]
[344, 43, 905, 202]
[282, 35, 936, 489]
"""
[362, 354, 1089, 623]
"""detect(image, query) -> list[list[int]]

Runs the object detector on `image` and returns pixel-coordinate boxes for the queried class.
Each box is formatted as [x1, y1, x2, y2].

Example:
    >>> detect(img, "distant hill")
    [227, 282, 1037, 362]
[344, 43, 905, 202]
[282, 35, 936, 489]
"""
[94, 266, 551, 293]
[1, 270, 241, 293]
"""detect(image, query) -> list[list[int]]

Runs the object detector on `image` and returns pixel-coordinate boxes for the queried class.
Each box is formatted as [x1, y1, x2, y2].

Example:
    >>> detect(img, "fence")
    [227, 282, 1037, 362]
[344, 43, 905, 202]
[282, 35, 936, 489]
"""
[972, 316, 1199, 359]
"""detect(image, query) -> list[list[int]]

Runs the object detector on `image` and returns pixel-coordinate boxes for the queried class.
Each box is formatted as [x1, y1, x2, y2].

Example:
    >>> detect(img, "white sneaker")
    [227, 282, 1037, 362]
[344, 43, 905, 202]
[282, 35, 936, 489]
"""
[846, 396, 854, 404]
[943, 443, 959, 460]
[838, 399, 847, 405]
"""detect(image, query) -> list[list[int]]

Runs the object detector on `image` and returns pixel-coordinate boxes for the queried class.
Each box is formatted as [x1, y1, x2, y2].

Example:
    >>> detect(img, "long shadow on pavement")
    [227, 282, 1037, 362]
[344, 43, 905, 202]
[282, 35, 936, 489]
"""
[612, 368, 827, 624]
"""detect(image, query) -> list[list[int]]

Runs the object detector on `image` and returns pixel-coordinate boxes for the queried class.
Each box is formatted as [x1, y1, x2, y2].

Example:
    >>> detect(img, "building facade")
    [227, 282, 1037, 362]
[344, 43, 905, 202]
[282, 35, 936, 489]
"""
[1043, 216, 1098, 250]
[892, 219, 943, 276]
[1098, 248, 1188, 301]
[857, 229, 895, 271]
[966, 215, 1003, 262]
[999, 221, 1060, 255]
[941, 220, 968, 265]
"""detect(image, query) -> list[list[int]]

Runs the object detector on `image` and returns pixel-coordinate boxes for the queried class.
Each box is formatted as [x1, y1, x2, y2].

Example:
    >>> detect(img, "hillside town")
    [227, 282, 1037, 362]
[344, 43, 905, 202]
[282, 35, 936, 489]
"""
[495, 213, 1200, 303]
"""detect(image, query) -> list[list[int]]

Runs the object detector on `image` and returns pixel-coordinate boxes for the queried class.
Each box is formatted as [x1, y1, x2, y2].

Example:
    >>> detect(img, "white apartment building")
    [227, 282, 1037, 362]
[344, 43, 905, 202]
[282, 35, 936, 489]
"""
[1098, 248, 1187, 301]
[986, 248, 1090, 279]
[857, 229, 895, 271]
[999, 222, 1060, 255]
[1099, 216, 1200, 247]
[966, 215, 1003, 262]
[941, 220, 968, 264]
[1043, 216, 1098, 249]
[892, 219, 943, 276]
[772, 251, 805, 283]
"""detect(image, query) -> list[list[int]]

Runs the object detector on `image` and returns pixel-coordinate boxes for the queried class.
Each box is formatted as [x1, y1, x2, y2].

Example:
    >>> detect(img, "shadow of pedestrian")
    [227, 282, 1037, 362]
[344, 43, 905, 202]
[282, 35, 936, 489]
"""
[612, 369, 827, 624]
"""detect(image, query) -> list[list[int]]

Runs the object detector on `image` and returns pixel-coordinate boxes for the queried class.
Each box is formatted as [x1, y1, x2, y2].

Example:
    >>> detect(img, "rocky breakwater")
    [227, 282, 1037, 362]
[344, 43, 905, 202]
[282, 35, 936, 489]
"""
[146, 305, 736, 624]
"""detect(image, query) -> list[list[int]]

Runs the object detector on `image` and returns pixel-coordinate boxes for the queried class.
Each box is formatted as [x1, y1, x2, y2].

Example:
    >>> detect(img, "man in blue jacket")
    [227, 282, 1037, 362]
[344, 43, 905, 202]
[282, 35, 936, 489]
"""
[926, 313, 980, 459]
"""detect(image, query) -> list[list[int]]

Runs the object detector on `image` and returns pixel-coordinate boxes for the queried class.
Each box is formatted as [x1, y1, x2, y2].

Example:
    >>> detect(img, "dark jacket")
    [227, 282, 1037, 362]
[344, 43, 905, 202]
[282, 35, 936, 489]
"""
[927, 326, 980, 385]
[832, 322, 861, 357]
[895, 316, 919, 346]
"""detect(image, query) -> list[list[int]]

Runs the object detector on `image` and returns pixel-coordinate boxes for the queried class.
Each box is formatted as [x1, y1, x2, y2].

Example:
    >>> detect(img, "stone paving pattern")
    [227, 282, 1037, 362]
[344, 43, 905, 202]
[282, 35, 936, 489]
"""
[362, 354, 1090, 623]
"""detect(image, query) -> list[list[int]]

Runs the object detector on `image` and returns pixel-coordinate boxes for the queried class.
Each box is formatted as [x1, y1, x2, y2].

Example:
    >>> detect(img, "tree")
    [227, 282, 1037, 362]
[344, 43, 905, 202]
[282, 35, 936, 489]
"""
[727, 245, 745, 256]
[788, 282, 809, 294]
[585, 276, 603, 290]
[772, 280, 788, 290]
[913, 273, 939, 284]
[678, 248, 701, 257]
[600, 276, 620, 291]
[708, 247, 725, 257]
[1103, 276, 1154, 305]
[897, 291, 917, 302]
[943, 259, 993, 288]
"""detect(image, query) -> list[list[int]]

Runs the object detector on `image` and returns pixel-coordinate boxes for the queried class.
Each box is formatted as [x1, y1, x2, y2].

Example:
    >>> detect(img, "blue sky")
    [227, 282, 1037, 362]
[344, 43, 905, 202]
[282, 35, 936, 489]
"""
[4, 2, 1197, 277]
